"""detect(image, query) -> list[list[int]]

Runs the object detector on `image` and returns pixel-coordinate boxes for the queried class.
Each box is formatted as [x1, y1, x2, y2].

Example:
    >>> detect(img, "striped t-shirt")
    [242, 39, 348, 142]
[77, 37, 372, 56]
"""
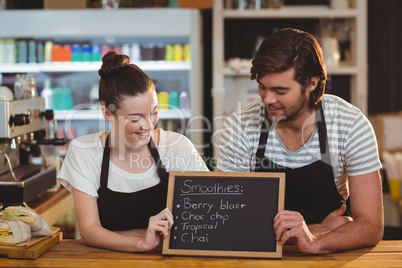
[217, 94, 382, 199]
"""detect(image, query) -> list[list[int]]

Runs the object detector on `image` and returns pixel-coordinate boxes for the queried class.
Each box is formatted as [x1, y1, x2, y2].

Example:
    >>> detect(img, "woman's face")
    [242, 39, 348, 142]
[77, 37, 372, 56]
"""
[112, 88, 159, 148]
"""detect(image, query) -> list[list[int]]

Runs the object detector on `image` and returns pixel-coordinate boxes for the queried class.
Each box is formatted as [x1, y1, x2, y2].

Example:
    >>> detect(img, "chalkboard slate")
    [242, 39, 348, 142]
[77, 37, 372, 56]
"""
[162, 171, 285, 258]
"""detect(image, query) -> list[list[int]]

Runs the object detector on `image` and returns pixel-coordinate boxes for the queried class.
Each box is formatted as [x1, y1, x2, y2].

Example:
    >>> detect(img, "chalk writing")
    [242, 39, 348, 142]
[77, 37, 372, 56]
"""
[181, 179, 244, 195]
[168, 175, 281, 253]
[177, 181, 247, 244]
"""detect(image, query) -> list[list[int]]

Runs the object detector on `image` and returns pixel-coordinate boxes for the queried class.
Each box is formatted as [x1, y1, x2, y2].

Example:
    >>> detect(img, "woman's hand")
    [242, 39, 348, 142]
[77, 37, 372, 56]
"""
[139, 208, 174, 251]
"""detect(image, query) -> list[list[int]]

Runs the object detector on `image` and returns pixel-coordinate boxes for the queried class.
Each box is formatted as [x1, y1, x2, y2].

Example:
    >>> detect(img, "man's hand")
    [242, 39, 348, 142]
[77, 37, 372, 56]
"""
[309, 204, 353, 234]
[273, 171, 383, 254]
[274, 210, 320, 254]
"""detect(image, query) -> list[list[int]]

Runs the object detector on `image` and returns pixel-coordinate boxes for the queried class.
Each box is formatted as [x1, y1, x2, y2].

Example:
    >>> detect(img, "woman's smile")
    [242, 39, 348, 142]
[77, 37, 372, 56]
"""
[135, 131, 150, 139]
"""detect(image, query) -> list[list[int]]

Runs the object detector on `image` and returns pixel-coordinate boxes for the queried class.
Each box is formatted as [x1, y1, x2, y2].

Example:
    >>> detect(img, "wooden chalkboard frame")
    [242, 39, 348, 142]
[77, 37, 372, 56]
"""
[162, 171, 285, 258]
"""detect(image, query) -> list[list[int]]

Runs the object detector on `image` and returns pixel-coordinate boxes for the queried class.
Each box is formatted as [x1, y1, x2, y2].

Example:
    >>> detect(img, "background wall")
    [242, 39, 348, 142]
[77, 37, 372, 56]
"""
[368, 0, 402, 115]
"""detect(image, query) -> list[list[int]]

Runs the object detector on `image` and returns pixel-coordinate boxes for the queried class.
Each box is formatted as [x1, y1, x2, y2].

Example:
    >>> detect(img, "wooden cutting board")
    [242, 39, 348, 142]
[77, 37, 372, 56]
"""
[0, 231, 62, 259]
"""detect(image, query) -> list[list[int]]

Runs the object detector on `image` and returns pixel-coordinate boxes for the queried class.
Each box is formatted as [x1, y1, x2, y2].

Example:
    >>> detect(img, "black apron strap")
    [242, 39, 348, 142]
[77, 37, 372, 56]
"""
[97, 132, 169, 231]
[100, 133, 111, 188]
[256, 105, 330, 165]
[101, 133, 169, 187]
[316, 104, 331, 165]
[148, 136, 169, 185]
[256, 110, 270, 160]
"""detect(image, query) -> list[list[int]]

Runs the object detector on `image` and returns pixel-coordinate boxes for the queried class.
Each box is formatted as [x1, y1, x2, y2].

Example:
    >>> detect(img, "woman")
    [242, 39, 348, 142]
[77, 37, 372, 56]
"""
[57, 51, 209, 252]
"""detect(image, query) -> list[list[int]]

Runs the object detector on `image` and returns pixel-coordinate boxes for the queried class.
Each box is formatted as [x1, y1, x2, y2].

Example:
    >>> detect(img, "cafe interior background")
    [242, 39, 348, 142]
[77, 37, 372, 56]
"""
[0, 0, 402, 241]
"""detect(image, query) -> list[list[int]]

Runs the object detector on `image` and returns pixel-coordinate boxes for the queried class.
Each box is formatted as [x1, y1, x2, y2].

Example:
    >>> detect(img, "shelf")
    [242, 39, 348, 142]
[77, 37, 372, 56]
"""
[0, 9, 195, 38]
[223, 6, 358, 19]
[54, 109, 192, 121]
[0, 61, 191, 73]
[223, 65, 359, 77]
[326, 66, 359, 75]
[0, 8, 203, 152]
[212, 0, 368, 160]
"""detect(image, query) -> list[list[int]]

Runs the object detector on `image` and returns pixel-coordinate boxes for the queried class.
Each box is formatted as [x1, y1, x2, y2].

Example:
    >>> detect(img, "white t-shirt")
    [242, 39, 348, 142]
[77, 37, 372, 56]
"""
[58, 129, 209, 198]
[217, 94, 382, 199]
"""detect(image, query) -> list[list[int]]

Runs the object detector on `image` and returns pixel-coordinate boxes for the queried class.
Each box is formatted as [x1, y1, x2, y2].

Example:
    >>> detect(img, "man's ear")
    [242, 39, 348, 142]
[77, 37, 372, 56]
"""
[102, 106, 113, 123]
[308, 76, 319, 92]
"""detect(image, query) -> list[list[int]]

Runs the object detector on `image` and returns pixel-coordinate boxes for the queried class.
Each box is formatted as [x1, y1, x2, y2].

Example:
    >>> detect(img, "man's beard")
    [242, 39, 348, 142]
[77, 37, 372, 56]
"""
[270, 88, 308, 124]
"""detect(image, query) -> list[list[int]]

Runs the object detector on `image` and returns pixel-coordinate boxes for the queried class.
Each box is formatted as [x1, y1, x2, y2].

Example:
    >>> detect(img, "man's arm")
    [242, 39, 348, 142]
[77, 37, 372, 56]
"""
[274, 170, 384, 254]
[308, 204, 352, 234]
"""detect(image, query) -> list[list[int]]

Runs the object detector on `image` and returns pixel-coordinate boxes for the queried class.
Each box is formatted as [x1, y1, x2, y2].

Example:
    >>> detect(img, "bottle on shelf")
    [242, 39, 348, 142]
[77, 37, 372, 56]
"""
[37, 41, 44, 63]
[92, 44, 101, 61]
[44, 40, 53, 62]
[81, 44, 91, 62]
[0, 39, 5, 63]
[5, 39, 16, 63]
[168, 91, 180, 110]
[179, 91, 189, 109]
[28, 40, 37, 63]
[130, 43, 141, 62]
[41, 79, 53, 110]
[71, 44, 82, 62]
[121, 44, 130, 57]
[173, 44, 183, 61]
[183, 44, 191, 61]
[89, 83, 99, 108]
[165, 44, 174, 61]
[17, 40, 27, 63]
[158, 92, 169, 110]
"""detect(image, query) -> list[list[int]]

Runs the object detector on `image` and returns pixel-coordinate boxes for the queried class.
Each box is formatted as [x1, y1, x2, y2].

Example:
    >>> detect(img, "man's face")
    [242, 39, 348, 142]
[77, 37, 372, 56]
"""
[257, 68, 312, 124]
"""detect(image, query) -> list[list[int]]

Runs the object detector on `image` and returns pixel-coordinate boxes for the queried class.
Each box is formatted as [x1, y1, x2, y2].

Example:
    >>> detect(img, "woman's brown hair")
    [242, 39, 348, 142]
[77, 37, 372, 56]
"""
[98, 51, 154, 112]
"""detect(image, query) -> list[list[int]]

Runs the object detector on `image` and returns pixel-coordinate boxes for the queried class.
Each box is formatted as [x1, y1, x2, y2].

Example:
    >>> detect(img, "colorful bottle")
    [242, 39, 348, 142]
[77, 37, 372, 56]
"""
[71, 44, 82, 62]
[158, 92, 169, 110]
[168, 91, 180, 110]
[91, 44, 101, 62]
[44, 40, 53, 62]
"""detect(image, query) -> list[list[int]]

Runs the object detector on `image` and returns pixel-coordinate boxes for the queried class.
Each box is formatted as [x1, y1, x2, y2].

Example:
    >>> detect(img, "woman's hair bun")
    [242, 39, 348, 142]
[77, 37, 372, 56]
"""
[98, 51, 131, 78]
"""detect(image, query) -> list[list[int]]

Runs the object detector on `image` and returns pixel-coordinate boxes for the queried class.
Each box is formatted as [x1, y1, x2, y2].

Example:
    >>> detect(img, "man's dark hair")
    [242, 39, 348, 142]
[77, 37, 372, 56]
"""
[250, 28, 327, 108]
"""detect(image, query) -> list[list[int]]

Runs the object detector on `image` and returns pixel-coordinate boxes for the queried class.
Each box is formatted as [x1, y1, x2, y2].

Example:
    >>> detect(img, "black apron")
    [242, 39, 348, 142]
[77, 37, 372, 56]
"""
[255, 106, 347, 224]
[97, 134, 169, 231]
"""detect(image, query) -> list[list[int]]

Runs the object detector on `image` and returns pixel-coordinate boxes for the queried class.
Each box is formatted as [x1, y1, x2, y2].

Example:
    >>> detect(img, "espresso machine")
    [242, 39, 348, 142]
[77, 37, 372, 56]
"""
[0, 97, 65, 206]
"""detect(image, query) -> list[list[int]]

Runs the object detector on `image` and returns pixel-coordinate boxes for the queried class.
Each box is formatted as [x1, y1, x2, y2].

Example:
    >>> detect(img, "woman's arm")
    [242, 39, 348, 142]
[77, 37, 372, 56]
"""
[115, 229, 147, 237]
[72, 187, 173, 252]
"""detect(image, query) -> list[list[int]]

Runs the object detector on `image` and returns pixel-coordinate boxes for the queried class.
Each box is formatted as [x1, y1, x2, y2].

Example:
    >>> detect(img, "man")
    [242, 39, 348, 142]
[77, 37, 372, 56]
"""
[217, 28, 383, 254]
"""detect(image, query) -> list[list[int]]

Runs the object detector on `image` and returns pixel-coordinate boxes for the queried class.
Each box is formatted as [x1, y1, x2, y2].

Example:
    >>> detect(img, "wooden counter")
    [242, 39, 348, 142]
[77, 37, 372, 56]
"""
[28, 187, 74, 226]
[1, 240, 402, 267]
